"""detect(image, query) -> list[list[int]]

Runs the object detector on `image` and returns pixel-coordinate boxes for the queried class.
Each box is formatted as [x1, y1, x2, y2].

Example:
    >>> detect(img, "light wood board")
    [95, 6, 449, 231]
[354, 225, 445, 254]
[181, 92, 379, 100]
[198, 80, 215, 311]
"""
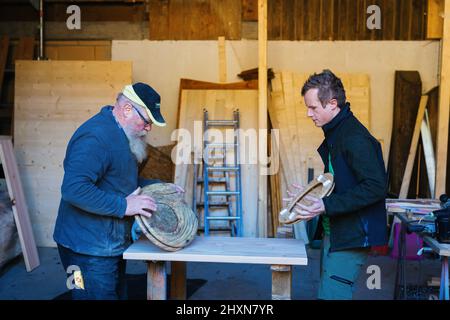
[124, 236, 307, 265]
[14, 60, 132, 247]
[0, 136, 40, 271]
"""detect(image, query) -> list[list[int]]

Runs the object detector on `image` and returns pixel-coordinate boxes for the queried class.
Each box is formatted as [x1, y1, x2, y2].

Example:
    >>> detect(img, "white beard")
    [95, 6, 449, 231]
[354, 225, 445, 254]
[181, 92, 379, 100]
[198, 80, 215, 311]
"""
[123, 127, 148, 163]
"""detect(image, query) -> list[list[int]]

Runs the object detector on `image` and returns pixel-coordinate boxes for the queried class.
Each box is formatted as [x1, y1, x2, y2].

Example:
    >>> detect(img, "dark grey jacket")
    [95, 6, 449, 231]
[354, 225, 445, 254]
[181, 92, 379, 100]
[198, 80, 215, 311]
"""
[318, 103, 388, 252]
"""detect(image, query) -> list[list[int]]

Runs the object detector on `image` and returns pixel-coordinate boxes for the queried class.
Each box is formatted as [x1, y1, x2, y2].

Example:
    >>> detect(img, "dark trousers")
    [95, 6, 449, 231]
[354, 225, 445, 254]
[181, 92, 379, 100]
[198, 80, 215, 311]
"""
[57, 244, 128, 300]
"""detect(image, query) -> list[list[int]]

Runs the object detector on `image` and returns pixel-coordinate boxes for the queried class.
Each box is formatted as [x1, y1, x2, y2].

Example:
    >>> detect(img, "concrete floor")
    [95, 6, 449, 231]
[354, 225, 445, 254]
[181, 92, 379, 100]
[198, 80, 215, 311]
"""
[0, 246, 443, 300]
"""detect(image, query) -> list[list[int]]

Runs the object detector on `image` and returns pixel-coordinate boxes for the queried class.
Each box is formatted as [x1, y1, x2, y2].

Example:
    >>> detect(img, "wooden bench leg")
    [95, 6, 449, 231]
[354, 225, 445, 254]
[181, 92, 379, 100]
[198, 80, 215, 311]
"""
[271, 265, 292, 300]
[170, 261, 187, 300]
[147, 261, 167, 300]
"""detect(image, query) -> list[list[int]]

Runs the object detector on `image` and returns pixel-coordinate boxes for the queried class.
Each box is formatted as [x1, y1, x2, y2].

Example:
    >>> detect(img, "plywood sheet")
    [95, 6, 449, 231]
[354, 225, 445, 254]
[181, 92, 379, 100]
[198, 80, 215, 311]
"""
[14, 61, 132, 247]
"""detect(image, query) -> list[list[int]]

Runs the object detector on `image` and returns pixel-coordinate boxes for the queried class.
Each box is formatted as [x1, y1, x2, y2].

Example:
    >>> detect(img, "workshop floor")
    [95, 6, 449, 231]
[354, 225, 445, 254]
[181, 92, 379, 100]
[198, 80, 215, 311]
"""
[0, 246, 443, 300]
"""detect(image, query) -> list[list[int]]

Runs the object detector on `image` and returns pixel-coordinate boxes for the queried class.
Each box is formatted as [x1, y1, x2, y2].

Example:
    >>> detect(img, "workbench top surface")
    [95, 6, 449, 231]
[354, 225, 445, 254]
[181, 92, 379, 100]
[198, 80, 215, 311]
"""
[124, 236, 307, 265]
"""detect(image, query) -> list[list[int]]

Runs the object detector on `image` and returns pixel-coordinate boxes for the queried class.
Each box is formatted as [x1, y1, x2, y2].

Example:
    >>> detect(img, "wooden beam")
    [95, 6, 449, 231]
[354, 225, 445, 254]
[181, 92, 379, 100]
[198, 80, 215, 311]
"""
[427, 0, 445, 39]
[0, 136, 40, 272]
[399, 96, 429, 198]
[436, 0, 450, 197]
[218, 36, 227, 83]
[258, 0, 268, 237]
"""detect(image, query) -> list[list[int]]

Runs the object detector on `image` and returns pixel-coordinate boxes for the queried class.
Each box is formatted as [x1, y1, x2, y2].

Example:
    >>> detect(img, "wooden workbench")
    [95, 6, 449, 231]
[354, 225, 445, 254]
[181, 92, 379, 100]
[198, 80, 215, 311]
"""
[123, 236, 307, 300]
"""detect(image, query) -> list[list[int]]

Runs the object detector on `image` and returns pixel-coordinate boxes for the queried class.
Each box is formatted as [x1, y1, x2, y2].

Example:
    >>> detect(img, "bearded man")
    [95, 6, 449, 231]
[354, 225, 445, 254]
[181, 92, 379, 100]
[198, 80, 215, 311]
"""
[53, 83, 181, 299]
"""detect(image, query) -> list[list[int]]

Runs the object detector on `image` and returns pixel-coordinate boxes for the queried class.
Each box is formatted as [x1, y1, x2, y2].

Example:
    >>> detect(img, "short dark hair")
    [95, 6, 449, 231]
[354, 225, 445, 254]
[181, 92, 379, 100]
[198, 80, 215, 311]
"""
[301, 69, 346, 108]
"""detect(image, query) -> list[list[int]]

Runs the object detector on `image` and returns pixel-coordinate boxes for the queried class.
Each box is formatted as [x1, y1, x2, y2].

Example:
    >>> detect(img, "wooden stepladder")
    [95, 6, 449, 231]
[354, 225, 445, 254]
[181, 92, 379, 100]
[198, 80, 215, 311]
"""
[0, 136, 39, 271]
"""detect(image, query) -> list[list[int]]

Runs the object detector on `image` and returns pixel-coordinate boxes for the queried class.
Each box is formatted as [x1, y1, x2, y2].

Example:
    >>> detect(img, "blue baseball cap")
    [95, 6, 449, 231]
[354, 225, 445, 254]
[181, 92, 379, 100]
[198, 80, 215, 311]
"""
[122, 83, 166, 127]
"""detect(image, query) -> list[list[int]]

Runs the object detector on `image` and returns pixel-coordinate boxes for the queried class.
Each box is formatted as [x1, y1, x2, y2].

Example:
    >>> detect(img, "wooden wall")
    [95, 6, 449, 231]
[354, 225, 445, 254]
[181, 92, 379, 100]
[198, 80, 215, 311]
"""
[269, 0, 428, 40]
[14, 61, 132, 247]
[0, 0, 433, 40]
[148, 0, 429, 40]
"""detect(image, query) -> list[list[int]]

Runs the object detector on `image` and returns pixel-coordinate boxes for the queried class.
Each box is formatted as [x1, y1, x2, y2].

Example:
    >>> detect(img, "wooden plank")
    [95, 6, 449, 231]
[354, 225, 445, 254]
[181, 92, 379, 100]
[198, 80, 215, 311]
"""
[320, 0, 334, 40]
[149, 0, 170, 40]
[258, 0, 268, 238]
[268, 0, 282, 40]
[0, 136, 40, 272]
[124, 237, 308, 265]
[436, 0, 450, 197]
[218, 36, 227, 83]
[242, 0, 258, 21]
[281, 0, 295, 40]
[14, 61, 132, 247]
[399, 95, 429, 198]
[427, 0, 445, 39]
[147, 261, 167, 300]
[382, 0, 396, 40]
[14, 37, 35, 61]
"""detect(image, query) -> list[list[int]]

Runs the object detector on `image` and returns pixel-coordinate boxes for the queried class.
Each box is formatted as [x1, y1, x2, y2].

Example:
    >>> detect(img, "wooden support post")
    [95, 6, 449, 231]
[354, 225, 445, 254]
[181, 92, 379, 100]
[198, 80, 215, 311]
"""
[436, 0, 450, 197]
[169, 261, 186, 300]
[399, 96, 429, 198]
[258, 0, 268, 237]
[218, 36, 226, 83]
[147, 261, 167, 300]
[0, 136, 40, 272]
[271, 265, 292, 300]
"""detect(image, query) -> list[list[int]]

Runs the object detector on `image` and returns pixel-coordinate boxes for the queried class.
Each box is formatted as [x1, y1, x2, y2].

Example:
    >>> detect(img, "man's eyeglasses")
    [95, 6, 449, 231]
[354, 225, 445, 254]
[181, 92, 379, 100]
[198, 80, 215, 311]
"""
[132, 105, 151, 126]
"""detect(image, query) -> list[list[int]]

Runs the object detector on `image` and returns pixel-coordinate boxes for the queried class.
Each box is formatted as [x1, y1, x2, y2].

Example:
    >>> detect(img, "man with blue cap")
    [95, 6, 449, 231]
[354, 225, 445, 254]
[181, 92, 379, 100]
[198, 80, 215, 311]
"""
[53, 83, 183, 299]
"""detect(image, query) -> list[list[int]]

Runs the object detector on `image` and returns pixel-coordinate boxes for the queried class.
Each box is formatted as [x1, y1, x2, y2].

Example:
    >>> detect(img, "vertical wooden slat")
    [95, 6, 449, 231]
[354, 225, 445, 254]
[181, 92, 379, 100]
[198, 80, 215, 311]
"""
[218, 36, 227, 83]
[0, 136, 40, 272]
[149, 0, 170, 40]
[309, 0, 321, 41]
[258, 0, 268, 237]
[410, 0, 426, 40]
[242, 0, 258, 21]
[382, 0, 396, 40]
[427, 0, 445, 39]
[14, 37, 35, 61]
[399, 96, 429, 198]
[268, 0, 282, 40]
[281, 0, 295, 40]
[320, 0, 334, 40]
[435, 0, 450, 197]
